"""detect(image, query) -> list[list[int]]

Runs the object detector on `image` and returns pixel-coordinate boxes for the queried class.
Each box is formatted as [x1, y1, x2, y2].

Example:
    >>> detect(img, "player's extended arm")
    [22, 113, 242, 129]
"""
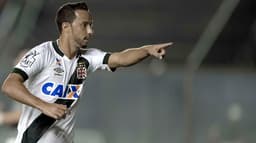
[1, 73, 68, 120]
[108, 42, 173, 68]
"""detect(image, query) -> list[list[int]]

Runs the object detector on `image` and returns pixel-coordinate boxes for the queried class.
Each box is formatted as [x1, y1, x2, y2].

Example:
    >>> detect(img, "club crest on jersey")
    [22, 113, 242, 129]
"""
[20, 50, 39, 68]
[77, 62, 87, 79]
[41, 82, 83, 99]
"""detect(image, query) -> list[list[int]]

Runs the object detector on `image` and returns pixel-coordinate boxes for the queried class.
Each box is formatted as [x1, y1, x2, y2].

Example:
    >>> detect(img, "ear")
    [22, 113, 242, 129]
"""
[62, 22, 71, 32]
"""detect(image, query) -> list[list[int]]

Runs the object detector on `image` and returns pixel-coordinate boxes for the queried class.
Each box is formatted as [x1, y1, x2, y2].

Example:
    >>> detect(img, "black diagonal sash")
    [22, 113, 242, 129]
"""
[21, 56, 89, 143]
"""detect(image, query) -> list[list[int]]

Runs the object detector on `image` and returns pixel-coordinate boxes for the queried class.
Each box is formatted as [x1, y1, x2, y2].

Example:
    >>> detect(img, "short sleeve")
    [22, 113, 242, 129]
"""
[13, 46, 47, 81]
[83, 48, 114, 72]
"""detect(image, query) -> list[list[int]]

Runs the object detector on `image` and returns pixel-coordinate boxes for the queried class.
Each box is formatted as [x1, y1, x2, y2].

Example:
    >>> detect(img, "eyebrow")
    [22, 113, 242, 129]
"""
[81, 20, 93, 24]
[80, 21, 92, 25]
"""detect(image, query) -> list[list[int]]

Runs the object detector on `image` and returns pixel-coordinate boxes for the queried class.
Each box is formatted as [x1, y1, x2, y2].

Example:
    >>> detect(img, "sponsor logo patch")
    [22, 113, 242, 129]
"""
[41, 82, 83, 99]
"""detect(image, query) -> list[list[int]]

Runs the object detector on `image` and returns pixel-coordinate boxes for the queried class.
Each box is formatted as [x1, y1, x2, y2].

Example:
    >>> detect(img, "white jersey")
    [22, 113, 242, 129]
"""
[13, 40, 112, 143]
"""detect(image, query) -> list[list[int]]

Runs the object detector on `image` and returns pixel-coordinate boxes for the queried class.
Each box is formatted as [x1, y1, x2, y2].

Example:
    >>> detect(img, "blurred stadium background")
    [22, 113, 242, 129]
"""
[0, 0, 255, 143]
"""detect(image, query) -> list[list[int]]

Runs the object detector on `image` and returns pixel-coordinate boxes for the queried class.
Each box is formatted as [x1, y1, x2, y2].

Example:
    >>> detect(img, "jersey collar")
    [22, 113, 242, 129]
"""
[52, 40, 64, 57]
[52, 40, 83, 58]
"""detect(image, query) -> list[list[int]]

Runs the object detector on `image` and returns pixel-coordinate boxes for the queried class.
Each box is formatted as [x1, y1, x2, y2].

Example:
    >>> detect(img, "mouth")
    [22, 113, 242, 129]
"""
[84, 36, 90, 40]
[80, 38, 89, 49]
[83, 38, 89, 43]
[80, 45, 87, 50]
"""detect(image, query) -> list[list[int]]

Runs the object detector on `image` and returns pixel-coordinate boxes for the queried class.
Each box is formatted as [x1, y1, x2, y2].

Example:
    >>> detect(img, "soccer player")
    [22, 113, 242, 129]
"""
[1, 2, 173, 143]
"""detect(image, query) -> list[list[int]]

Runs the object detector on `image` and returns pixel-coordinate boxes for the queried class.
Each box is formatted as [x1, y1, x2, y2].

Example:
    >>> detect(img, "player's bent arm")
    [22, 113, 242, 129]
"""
[1, 73, 44, 109]
[108, 42, 173, 68]
[1, 73, 67, 119]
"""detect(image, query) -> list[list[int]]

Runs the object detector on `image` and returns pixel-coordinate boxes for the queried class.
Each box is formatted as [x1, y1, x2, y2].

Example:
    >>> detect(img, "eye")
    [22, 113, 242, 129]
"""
[83, 22, 93, 26]
[89, 23, 93, 28]
[83, 22, 88, 28]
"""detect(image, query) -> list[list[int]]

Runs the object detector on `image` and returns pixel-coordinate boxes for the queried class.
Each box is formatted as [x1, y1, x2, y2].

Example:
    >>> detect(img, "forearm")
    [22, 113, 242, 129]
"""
[108, 42, 172, 68]
[1, 74, 46, 111]
[110, 46, 150, 68]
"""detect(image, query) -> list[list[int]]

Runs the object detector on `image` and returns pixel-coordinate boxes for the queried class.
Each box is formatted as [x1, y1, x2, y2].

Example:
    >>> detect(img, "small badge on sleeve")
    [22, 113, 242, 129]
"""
[20, 50, 40, 68]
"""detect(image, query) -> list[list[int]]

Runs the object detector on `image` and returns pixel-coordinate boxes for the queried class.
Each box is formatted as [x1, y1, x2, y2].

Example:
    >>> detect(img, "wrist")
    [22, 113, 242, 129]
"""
[34, 99, 47, 113]
[141, 45, 151, 56]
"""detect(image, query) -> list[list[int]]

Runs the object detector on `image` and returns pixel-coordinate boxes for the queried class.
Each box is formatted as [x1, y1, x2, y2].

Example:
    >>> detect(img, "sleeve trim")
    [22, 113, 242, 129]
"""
[103, 53, 111, 64]
[103, 53, 116, 72]
[12, 68, 28, 81]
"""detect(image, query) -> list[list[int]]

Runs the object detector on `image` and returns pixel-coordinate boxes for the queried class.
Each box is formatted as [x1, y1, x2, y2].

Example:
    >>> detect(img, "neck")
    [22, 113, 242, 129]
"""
[58, 36, 78, 59]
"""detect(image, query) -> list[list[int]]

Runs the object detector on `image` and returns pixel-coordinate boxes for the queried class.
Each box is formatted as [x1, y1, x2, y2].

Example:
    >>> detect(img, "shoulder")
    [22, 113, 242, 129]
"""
[80, 48, 112, 72]
[22, 41, 54, 64]
[29, 41, 54, 57]
[32, 41, 52, 51]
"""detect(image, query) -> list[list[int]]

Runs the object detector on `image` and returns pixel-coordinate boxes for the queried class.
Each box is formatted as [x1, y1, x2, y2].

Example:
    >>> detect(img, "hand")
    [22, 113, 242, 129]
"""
[39, 102, 69, 120]
[144, 42, 173, 60]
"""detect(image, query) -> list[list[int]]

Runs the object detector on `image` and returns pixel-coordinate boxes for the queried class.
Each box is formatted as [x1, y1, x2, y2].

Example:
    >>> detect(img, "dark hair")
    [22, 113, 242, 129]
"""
[55, 1, 89, 33]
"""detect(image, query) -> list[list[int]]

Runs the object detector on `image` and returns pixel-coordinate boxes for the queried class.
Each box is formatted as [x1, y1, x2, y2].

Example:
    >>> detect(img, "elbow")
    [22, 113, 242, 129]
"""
[1, 79, 12, 97]
[1, 73, 24, 99]
[1, 82, 8, 96]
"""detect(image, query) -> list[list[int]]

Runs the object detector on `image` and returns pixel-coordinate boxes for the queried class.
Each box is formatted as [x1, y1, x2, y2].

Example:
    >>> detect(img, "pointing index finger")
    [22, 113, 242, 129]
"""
[158, 42, 173, 49]
[163, 42, 173, 46]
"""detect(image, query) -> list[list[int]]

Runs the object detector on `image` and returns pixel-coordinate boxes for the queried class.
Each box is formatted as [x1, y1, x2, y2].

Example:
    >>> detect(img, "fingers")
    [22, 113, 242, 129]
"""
[42, 103, 70, 120]
[156, 42, 173, 59]
[157, 42, 173, 49]
[54, 104, 69, 120]
[158, 49, 166, 60]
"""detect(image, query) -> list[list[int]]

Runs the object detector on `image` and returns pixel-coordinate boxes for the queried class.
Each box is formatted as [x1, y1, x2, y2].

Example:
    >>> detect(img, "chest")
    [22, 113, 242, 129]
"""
[36, 57, 88, 100]
[45, 57, 88, 84]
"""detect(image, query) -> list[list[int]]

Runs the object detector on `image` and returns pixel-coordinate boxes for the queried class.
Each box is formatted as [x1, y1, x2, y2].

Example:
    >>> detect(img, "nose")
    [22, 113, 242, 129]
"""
[86, 25, 93, 37]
